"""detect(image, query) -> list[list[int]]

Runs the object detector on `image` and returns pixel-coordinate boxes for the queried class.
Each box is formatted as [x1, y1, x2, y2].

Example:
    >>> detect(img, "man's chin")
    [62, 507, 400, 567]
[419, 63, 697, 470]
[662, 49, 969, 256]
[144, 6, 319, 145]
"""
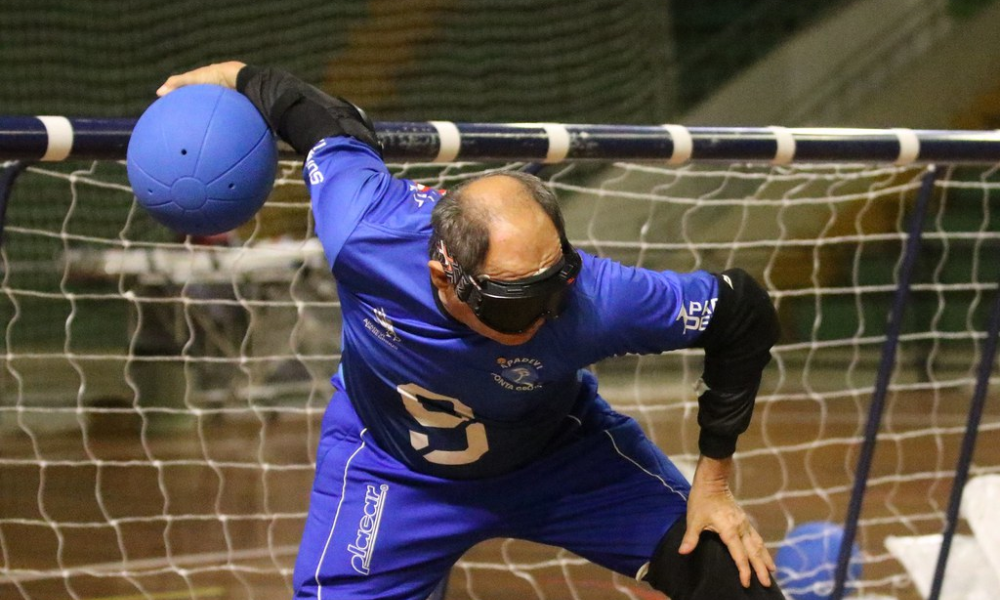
[492, 333, 534, 346]
[483, 321, 543, 345]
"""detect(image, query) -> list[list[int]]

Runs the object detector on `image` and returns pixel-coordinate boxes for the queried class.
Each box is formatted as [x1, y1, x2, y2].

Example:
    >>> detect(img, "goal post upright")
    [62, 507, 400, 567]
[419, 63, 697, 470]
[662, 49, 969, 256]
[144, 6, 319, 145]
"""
[927, 275, 1000, 600]
[831, 167, 937, 600]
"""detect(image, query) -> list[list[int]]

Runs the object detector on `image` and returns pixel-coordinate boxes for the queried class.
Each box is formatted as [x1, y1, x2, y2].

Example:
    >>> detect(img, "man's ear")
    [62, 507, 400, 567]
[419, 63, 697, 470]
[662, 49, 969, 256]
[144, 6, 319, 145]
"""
[428, 259, 450, 292]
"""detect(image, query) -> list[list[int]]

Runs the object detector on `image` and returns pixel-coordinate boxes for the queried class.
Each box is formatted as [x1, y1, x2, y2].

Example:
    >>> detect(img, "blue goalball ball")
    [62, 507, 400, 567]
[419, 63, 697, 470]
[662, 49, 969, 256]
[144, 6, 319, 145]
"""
[126, 84, 277, 236]
[775, 521, 863, 600]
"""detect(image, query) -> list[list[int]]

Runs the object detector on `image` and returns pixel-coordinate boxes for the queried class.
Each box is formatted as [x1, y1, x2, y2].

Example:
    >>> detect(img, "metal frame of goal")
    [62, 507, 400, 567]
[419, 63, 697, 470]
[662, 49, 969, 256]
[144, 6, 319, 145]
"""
[2, 120, 1000, 600]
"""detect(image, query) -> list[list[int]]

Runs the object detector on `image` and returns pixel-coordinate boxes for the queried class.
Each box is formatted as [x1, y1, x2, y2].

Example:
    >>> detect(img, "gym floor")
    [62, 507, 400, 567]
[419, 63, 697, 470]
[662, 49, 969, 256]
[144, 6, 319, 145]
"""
[2, 380, 998, 600]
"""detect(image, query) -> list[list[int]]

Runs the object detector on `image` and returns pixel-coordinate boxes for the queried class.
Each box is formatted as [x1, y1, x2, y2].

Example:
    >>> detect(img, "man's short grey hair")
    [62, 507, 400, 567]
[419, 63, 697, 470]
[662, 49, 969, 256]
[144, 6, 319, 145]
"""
[428, 171, 567, 277]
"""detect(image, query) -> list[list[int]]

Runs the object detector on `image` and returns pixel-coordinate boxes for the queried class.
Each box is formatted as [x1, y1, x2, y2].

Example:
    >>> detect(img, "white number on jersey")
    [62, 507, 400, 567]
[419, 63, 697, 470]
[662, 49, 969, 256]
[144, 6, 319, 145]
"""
[396, 383, 489, 465]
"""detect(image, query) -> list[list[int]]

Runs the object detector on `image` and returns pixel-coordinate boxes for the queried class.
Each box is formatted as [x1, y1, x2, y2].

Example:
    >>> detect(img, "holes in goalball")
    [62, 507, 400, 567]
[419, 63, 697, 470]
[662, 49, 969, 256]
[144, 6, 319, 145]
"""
[181, 149, 188, 155]
[228, 183, 235, 189]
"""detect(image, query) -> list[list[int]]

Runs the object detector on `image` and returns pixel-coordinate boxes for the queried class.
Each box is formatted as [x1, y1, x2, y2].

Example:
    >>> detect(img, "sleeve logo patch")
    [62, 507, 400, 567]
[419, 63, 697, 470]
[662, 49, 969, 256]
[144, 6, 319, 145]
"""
[305, 138, 328, 185]
[677, 298, 717, 334]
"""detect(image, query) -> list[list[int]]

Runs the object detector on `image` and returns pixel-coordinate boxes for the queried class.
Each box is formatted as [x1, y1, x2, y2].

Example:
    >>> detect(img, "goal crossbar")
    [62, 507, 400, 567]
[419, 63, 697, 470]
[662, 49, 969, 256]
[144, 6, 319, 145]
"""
[3, 118, 1000, 164]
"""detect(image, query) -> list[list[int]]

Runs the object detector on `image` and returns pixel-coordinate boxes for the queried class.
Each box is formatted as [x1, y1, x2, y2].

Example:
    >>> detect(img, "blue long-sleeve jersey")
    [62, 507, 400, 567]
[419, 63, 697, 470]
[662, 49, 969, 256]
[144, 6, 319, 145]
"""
[307, 136, 720, 479]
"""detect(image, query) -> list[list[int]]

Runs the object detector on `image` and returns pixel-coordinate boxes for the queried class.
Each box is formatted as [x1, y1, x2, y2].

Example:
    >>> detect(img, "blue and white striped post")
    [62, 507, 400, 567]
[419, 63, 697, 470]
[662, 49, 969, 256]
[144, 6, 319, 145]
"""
[3, 118, 1000, 164]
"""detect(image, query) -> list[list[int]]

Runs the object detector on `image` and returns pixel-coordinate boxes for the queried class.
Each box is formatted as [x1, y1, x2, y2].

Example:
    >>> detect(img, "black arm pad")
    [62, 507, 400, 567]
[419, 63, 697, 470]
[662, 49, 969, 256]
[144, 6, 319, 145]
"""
[235, 65, 382, 156]
[696, 383, 763, 459]
[694, 269, 779, 458]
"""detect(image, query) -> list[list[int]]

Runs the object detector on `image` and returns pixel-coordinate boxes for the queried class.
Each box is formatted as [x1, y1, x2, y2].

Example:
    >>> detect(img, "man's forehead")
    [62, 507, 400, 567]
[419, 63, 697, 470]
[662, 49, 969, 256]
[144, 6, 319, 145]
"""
[482, 214, 562, 278]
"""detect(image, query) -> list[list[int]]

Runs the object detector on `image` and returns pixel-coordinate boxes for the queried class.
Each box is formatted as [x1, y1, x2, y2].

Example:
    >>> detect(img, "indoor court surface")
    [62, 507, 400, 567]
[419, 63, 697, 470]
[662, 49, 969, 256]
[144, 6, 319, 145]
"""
[3, 371, 998, 600]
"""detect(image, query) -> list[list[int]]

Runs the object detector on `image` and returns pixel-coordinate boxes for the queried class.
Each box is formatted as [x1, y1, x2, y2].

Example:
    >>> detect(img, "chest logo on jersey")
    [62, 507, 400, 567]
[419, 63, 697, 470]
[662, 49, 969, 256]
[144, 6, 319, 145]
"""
[364, 307, 401, 349]
[493, 357, 544, 392]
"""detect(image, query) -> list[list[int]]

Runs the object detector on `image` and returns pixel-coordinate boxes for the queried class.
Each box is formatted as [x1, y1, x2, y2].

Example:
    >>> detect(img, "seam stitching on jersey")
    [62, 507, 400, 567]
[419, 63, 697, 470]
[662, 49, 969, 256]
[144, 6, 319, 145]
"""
[601, 429, 689, 503]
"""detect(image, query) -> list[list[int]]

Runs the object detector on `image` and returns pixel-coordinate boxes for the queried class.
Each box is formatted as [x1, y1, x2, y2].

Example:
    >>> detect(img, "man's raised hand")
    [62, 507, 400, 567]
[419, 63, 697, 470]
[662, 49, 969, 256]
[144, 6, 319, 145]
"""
[156, 61, 246, 97]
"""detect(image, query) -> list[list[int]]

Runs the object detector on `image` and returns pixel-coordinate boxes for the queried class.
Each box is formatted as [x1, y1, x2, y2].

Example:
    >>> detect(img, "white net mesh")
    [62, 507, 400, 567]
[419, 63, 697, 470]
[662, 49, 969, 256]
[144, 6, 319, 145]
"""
[2, 159, 1000, 599]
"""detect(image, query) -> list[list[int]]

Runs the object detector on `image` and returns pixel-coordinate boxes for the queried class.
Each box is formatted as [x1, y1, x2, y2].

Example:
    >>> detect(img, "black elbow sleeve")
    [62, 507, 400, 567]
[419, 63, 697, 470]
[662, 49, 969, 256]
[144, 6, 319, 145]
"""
[697, 269, 779, 388]
[694, 269, 779, 458]
[236, 65, 382, 156]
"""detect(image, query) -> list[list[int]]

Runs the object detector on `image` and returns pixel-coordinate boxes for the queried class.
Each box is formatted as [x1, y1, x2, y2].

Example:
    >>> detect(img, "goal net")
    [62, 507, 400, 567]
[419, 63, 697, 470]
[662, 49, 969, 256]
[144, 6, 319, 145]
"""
[3, 124, 1000, 600]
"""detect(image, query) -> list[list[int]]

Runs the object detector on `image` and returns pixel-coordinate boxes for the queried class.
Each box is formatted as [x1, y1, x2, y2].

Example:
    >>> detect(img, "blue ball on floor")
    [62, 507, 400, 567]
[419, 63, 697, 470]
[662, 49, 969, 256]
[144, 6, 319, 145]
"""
[126, 84, 277, 236]
[775, 521, 863, 600]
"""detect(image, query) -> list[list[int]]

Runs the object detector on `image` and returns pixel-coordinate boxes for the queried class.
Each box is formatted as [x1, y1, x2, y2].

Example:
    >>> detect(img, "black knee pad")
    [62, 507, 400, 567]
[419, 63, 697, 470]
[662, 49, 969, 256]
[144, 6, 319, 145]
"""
[644, 519, 785, 599]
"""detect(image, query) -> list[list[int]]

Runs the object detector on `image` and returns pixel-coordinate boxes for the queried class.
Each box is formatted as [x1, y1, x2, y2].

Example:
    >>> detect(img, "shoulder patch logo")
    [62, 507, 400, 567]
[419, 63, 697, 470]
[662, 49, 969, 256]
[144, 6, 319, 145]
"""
[409, 182, 443, 208]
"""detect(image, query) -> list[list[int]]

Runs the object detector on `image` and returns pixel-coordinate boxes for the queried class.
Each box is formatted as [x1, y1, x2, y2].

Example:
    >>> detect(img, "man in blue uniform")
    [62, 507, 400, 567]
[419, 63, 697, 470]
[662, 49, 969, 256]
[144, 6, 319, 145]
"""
[159, 62, 784, 600]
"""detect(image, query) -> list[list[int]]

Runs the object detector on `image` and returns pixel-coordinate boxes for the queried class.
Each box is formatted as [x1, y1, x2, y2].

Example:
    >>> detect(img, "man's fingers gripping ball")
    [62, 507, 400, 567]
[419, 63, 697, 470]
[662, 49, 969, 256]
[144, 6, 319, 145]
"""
[156, 61, 245, 96]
